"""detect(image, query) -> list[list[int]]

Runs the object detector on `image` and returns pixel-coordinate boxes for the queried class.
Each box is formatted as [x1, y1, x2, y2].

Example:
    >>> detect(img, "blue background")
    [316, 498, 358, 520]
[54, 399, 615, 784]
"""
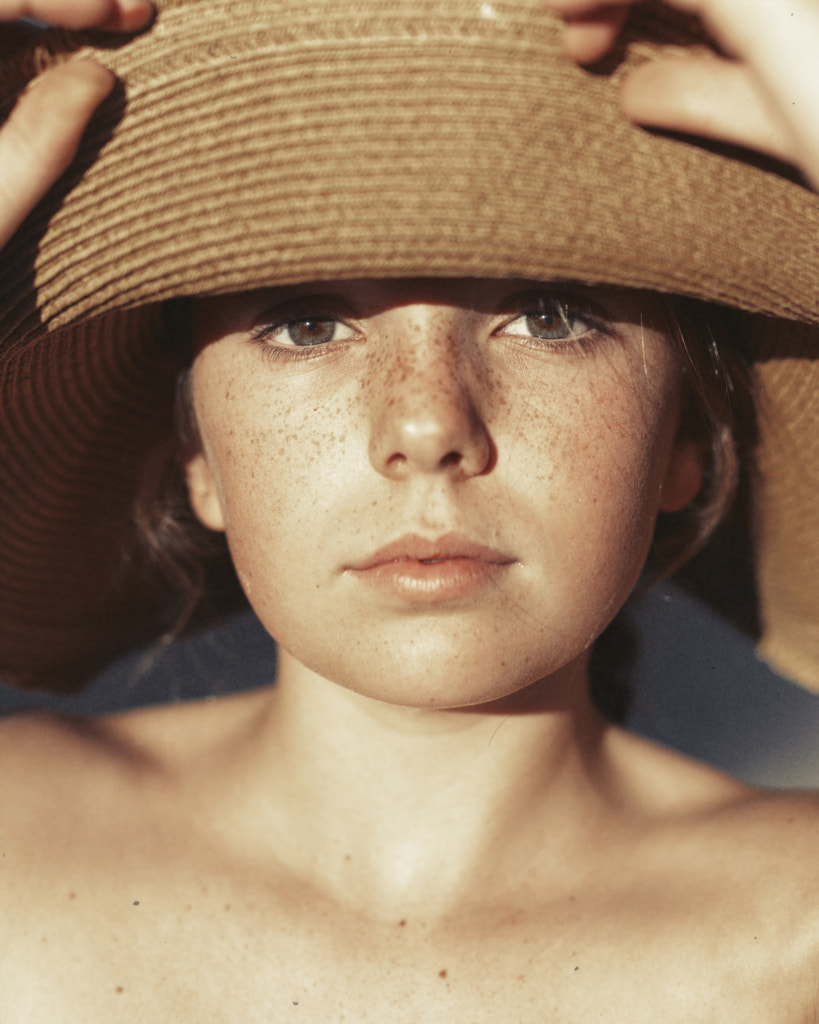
[2, 580, 818, 788]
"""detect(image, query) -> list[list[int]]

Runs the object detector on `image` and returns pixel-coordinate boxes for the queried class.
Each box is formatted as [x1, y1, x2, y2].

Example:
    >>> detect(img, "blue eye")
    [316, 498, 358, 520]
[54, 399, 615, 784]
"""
[283, 317, 341, 347]
[254, 315, 356, 348]
[507, 300, 590, 341]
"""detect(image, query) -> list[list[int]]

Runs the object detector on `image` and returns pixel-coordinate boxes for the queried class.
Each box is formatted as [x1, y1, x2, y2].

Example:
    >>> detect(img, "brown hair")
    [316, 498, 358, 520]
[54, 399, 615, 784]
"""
[650, 297, 757, 579]
[129, 302, 244, 651]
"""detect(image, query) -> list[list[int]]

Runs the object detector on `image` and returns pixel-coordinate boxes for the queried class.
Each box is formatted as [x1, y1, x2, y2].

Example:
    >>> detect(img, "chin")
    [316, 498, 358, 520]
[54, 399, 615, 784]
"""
[286, 633, 585, 713]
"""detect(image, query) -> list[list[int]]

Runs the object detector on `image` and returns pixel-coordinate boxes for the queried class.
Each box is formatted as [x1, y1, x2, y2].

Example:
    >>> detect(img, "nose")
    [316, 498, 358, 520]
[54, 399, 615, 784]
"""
[367, 324, 494, 481]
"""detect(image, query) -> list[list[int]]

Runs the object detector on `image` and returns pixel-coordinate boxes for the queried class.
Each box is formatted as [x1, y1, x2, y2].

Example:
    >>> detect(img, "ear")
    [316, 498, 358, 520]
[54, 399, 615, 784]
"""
[185, 451, 226, 531]
[659, 438, 705, 513]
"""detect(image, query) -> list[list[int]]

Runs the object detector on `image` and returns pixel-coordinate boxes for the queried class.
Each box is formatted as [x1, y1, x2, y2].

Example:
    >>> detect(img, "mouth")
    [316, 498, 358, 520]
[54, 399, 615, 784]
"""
[345, 534, 515, 602]
[351, 533, 514, 571]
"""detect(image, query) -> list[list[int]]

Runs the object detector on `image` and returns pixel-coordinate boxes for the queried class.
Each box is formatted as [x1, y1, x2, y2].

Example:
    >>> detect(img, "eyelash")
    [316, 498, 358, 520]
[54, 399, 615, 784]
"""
[248, 294, 612, 363]
[249, 316, 357, 363]
[496, 297, 611, 352]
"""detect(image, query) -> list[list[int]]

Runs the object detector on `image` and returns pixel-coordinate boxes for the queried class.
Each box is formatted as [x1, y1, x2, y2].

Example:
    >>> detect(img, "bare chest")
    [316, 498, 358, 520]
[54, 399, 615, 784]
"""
[0, 869, 810, 1024]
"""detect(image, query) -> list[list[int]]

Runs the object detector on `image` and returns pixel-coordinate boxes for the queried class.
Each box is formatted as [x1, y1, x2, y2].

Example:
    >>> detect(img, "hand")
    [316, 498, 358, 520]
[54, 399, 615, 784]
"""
[0, 0, 153, 248]
[543, 0, 819, 189]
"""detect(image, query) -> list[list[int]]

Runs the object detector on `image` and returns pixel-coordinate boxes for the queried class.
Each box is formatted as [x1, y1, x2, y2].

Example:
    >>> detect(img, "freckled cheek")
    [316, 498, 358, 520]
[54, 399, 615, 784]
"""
[203, 388, 361, 563]
[507, 377, 671, 555]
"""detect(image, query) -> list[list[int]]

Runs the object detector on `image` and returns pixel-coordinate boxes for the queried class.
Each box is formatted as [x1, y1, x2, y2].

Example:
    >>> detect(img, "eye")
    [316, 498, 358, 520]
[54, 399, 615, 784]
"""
[501, 297, 593, 343]
[255, 315, 356, 348]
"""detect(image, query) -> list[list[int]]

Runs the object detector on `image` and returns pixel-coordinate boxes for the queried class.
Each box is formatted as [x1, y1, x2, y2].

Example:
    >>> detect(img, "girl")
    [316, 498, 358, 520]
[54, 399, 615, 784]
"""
[0, 1, 818, 1019]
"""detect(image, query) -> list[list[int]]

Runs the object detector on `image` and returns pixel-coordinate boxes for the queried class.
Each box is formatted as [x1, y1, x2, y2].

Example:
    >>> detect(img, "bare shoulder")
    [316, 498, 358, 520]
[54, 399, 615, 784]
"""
[592, 728, 819, 1016]
[606, 723, 819, 841]
[0, 687, 275, 825]
[608, 727, 819, 922]
[0, 688, 274, 774]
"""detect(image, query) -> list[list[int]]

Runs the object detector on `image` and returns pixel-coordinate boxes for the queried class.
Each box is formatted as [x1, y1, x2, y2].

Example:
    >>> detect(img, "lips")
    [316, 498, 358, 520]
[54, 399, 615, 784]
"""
[351, 533, 513, 570]
[346, 533, 515, 602]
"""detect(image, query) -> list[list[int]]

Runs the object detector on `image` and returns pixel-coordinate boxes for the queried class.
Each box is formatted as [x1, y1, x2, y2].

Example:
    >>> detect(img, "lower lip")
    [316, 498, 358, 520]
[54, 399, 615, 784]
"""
[349, 557, 510, 602]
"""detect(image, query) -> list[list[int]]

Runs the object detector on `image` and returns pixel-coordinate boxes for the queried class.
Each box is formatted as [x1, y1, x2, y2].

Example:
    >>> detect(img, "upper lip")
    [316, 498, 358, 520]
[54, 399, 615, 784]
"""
[349, 533, 515, 570]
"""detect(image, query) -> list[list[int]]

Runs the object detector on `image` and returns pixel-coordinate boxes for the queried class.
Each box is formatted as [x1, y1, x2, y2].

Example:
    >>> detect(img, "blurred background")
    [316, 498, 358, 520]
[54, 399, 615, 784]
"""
[2, 578, 819, 788]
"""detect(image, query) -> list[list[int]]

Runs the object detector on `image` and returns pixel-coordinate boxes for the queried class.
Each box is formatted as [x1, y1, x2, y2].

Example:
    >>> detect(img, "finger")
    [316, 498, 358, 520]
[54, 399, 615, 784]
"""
[561, 5, 630, 64]
[621, 55, 798, 166]
[0, 0, 153, 31]
[0, 59, 114, 248]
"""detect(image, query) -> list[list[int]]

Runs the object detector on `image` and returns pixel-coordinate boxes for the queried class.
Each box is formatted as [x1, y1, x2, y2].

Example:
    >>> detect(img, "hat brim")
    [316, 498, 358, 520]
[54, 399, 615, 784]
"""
[2, 1, 819, 337]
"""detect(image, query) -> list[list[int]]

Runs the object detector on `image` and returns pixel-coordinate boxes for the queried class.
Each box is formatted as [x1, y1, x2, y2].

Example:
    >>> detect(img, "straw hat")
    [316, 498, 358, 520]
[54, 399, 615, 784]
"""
[1, 0, 817, 691]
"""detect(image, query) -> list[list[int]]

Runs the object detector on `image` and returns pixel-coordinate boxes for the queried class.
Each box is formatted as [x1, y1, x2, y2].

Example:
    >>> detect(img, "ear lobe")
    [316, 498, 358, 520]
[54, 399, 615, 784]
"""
[659, 438, 705, 513]
[185, 451, 226, 531]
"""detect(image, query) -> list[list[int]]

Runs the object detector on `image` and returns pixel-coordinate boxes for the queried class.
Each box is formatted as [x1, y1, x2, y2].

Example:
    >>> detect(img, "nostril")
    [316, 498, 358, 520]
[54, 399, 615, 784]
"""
[368, 381, 494, 479]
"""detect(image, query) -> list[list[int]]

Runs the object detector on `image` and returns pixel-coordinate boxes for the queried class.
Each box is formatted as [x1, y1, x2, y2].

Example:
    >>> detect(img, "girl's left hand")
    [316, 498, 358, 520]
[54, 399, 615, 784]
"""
[543, 0, 819, 190]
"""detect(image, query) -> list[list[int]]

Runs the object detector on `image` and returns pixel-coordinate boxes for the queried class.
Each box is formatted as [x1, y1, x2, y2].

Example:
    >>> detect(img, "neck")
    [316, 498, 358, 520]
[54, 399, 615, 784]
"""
[222, 651, 613, 919]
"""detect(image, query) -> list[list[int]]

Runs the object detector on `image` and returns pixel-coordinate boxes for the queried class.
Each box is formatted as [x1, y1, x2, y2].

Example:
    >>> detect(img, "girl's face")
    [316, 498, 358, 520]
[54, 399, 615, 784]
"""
[187, 278, 701, 709]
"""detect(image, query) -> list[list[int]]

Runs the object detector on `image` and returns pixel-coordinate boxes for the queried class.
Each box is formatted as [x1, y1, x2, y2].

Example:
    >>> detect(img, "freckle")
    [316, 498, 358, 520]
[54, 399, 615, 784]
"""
[224, 903, 231, 912]
[344, 854, 352, 862]
[68, 892, 76, 900]
[398, 919, 407, 927]
[116, 986, 124, 994]
[438, 969, 448, 979]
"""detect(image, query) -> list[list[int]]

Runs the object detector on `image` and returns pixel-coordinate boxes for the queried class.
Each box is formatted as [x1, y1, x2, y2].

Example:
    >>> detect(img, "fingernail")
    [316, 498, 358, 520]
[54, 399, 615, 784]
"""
[24, 58, 116, 100]
[104, 0, 155, 32]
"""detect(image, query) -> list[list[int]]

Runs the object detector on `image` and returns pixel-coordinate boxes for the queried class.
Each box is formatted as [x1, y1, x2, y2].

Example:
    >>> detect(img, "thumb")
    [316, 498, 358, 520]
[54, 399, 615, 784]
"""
[0, 59, 114, 248]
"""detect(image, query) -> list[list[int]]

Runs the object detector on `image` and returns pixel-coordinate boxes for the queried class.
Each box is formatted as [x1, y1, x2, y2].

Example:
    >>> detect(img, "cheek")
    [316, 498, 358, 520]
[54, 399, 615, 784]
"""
[195, 376, 359, 604]
[510, 357, 679, 591]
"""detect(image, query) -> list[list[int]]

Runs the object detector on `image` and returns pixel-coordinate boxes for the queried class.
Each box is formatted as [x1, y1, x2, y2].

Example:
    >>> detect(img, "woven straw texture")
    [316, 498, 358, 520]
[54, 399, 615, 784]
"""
[0, 0, 818, 690]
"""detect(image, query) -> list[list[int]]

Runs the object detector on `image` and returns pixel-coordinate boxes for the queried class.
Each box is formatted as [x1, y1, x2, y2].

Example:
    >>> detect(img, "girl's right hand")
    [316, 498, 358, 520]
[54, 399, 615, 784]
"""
[543, 0, 819, 190]
[0, 0, 153, 248]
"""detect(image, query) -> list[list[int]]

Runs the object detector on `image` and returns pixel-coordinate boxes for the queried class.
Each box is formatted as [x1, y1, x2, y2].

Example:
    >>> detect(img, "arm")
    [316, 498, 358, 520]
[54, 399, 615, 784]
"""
[0, 0, 153, 247]
[543, 0, 819, 188]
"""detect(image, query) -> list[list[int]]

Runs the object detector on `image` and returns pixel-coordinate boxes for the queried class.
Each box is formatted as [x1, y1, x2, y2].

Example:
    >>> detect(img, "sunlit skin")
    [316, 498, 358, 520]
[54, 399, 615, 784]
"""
[3, 0, 819, 1013]
[0, 282, 818, 1019]
[186, 278, 701, 714]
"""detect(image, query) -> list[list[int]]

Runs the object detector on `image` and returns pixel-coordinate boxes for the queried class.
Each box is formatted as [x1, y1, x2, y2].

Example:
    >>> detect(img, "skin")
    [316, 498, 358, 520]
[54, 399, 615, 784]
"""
[1, 2, 819, 1018]
[185, 280, 700, 712]
[0, 280, 817, 1019]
